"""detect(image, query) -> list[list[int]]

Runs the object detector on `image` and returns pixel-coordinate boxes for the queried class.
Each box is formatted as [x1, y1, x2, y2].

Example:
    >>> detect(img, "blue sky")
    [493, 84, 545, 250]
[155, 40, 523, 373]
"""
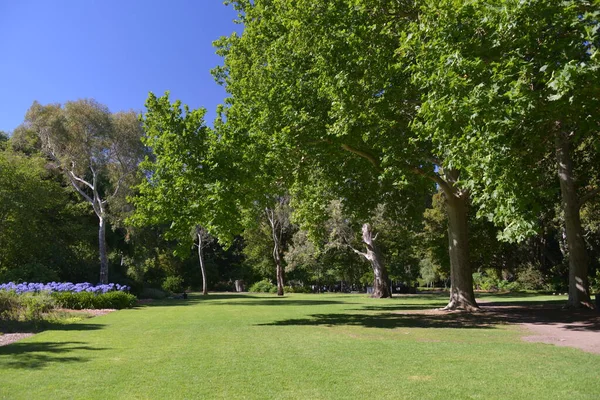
[0, 1, 240, 132]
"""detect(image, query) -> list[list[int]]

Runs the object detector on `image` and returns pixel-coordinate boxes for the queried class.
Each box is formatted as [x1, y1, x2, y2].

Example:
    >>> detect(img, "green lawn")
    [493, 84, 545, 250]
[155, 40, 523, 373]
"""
[1, 293, 598, 399]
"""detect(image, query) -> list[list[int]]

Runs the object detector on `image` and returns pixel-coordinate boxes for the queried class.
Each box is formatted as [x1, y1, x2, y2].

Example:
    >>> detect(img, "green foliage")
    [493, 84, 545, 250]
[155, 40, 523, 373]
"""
[162, 276, 185, 293]
[0, 263, 60, 284]
[52, 291, 137, 310]
[283, 285, 312, 294]
[131, 92, 240, 247]
[248, 279, 275, 293]
[472, 270, 500, 292]
[590, 270, 600, 295]
[515, 263, 547, 291]
[418, 258, 438, 288]
[0, 291, 55, 321]
[0, 290, 22, 320]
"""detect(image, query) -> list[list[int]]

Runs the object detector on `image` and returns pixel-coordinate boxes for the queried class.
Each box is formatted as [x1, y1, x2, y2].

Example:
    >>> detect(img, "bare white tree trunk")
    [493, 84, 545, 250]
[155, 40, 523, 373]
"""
[98, 216, 108, 284]
[266, 207, 285, 296]
[196, 226, 208, 296]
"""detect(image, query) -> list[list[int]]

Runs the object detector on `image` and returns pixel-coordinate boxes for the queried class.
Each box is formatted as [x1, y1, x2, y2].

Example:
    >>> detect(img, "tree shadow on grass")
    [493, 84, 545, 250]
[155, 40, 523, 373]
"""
[0, 341, 108, 369]
[354, 303, 448, 312]
[0, 320, 104, 334]
[258, 312, 499, 330]
[139, 294, 355, 308]
[258, 305, 600, 332]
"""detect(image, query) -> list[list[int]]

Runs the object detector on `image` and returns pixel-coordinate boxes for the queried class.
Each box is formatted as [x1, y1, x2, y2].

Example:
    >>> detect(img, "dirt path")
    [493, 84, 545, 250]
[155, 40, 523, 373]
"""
[470, 301, 600, 354]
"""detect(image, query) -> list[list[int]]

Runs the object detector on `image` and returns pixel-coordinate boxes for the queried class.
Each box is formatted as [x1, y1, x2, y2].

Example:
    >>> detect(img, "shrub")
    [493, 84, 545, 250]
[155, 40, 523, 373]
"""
[268, 286, 278, 294]
[249, 279, 275, 293]
[52, 291, 137, 310]
[21, 292, 55, 320]
[498, 280, 522, 291]
[0, 290, 21, 320]
[284, 285, 312, 293]
[472, 270, 500, 291]
[98, 291, 137, 309]
[516, 263, 546, 290]
[162, 276, 184, 293]
[0, 290, 55, 321]
[139, 287, 168, 299]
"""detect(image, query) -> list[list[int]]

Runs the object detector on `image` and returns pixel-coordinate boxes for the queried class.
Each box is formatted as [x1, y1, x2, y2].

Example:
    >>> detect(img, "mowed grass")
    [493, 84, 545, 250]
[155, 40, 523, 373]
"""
[1, 293, 598, 399]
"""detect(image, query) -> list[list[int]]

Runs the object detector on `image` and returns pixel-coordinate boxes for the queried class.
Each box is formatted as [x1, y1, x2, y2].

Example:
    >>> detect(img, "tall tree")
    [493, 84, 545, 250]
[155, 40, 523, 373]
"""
[404, 0, 599, 308]
[24, 99, 145, 283]
[130, 92, 241, 295]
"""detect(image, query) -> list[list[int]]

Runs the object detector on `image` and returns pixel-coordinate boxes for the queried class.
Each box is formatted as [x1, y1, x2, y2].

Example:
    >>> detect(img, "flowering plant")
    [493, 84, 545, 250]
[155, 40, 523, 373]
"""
[0, 282, 130, 295]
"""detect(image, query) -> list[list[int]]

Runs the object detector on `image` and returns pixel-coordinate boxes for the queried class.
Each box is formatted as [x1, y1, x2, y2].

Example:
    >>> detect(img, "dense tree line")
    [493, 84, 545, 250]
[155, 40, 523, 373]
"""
[0, 0, 598, 309]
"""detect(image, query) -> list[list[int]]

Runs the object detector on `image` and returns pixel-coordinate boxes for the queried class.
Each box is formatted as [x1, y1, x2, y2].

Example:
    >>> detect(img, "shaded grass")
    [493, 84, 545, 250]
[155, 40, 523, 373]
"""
[0, 293, 598, 399]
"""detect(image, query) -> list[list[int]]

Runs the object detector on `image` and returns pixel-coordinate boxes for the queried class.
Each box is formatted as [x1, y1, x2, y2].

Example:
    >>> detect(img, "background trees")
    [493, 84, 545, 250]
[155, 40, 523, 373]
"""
[24, 99, 145, 283]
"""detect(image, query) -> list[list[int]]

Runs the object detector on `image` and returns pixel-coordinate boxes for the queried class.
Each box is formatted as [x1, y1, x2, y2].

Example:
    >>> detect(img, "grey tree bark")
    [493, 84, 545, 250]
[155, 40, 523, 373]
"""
[351, 223, 391, 298]
[555, 130, 593, 309]
[437, 169, 478, 311]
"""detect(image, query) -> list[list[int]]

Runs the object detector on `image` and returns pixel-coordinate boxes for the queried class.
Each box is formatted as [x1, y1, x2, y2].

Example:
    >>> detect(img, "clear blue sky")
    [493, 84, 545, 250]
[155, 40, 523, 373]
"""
[0, 1, 240, 132]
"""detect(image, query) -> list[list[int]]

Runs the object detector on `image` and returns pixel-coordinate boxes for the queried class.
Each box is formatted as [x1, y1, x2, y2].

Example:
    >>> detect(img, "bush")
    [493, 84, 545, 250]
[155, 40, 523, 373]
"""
[472, 270, 500, 291]
[52, 291, 137, 310]
[516, 263, 546, 290]
[268, 286, 278, 294]
[0, 290, 55, 321]
[21, 292, 55, 320]
[139, 287, 168, 300]
[0, 290, 21, 320]
[284, 285, 312, 293]
[249, 279, 275, 293]
[498, 280, 522, 291]
[162, 276, 184, 293]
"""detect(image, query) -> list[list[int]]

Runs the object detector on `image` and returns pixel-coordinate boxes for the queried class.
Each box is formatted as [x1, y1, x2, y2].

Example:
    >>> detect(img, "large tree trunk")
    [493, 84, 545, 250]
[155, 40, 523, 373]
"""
[98, 216, 109, 284]
[361, 223, 391, 298]
[555, 131, 593, 309]
[443, 192, 478, 311]
[197, 230, 208, 296]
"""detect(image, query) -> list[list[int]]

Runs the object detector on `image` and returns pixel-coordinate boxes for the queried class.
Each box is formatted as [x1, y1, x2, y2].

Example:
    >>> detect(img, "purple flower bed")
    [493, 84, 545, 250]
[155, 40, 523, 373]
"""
[0, 282, 130, 295]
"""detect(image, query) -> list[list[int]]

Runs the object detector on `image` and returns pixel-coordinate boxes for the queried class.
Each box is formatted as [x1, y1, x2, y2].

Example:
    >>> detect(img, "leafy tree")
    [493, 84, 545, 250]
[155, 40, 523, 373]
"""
[404, 0, 599, 308]
[215, 0, 494, 308]
[130, 92, 242, 295]
[23, 99, 145, 283]
[0, 148, 97, 281]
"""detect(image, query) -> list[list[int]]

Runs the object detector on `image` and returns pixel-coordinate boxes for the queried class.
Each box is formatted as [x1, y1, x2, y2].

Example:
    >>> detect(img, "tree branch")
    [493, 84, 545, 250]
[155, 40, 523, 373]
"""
[68, 166, 94, 191]
[66, 171, 98, 215]
[410, 166, 456, 198]
[340, 143, 382, 172]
